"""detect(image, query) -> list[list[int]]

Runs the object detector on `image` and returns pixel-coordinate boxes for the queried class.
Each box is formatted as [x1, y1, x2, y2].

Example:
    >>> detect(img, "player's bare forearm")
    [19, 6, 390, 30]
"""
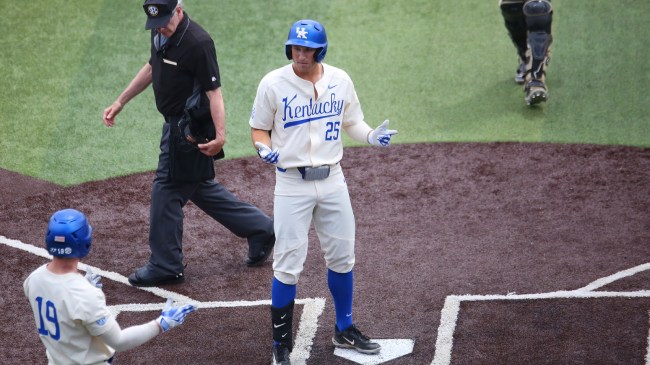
[251, 128, 272, 149]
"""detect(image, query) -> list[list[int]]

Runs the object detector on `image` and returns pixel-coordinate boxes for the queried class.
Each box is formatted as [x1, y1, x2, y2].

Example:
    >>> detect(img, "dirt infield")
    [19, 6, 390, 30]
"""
[1, 142, 649, 364]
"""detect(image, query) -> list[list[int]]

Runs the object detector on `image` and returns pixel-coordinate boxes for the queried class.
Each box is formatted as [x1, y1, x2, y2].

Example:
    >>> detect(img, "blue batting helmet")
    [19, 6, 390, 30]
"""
[45, 209, 93, 258]
[285, 19, 328, 62]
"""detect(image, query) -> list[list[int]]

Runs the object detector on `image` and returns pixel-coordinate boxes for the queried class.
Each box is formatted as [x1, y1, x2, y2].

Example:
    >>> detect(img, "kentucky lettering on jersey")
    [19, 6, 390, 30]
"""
[283, 93, 344, 128]
[250, 62, 371, 169]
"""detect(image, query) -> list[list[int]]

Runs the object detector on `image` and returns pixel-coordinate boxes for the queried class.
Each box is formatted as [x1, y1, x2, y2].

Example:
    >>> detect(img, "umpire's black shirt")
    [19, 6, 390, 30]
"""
[149, 13, 221, 117]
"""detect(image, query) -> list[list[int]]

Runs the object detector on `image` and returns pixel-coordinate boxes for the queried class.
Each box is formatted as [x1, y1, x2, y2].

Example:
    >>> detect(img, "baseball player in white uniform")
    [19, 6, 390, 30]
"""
[23, 209, 196, 365]
[249, 19, 397, 365]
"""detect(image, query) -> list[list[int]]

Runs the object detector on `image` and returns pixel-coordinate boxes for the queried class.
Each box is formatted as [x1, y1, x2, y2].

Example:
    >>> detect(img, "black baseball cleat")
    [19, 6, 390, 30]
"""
[525, 79, 548, 106]
[332, 324, 381, 354]
[272, 343, 291, 365]
[246, 234, 275, 267]
[128, 266, 185, 287]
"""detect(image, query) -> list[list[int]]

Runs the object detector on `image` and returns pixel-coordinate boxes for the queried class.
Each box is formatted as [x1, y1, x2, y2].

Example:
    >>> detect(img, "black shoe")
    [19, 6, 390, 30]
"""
[246, 234, 275, 267]
[272, 343, 291, 365]
[128, 266, 185, 287]
[332, 324, 381, 354]
[525, 79, 548, 106]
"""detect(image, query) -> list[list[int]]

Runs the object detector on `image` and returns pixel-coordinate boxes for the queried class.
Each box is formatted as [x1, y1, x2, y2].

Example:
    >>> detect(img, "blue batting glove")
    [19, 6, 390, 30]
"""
[368, 119, 398, 147]
[84, 268, 103, 288]
[255, 142, 279, 164]
[158, 298, 197, 333]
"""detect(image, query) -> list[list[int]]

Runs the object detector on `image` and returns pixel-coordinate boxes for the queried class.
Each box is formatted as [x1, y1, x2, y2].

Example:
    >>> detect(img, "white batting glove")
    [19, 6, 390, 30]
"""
[368, 119, 398, 147]
[84, 268, 103, 288]
[255, 142, 279, 164]
[158, 298, 197, 333]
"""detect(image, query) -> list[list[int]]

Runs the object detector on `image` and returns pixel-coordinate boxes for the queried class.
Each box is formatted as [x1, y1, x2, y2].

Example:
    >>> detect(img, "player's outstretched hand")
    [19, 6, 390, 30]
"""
[368, 119, 398, 147]
[158, 298, 197, 333]
[255, 142, 279, 164]
[84, 268, 103, 288]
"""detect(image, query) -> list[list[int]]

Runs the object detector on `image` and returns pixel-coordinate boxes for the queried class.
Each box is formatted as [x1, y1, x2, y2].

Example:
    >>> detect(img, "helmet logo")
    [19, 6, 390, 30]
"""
[295, 27, 308, 39]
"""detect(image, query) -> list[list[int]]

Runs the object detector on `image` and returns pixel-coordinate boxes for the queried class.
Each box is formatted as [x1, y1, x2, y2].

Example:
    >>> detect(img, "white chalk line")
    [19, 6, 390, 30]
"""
[577, 262, 650, 292]
[1, 235, 194, 303]
[432, 262, 650, 365]
[16, 234, 645, 364]
[2, 235, 325, 365]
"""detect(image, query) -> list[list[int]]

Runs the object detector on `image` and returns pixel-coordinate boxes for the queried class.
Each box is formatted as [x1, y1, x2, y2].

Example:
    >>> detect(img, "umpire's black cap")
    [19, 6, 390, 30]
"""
[143, 0, 177, 30]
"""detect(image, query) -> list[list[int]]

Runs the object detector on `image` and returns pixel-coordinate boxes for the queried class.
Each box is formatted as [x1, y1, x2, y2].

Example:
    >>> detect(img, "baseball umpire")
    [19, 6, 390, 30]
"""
[102, 0, 275, 286]
[250, 19, 397, 365]
[24, 209, 196, 364]
[499, 0, 553, 106]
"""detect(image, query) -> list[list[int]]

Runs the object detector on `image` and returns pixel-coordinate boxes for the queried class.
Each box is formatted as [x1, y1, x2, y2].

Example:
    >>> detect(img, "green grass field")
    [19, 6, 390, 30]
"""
[0, 0, 648, 185]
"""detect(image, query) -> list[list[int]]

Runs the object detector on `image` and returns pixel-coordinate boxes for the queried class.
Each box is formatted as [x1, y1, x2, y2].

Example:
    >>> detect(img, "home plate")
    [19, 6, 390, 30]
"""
[333, 339, 414, 364]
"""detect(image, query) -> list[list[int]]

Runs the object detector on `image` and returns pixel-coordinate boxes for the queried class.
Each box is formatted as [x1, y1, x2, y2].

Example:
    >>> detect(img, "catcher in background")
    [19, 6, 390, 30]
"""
[23, 209, 196, 364]
[499, 0, 553, 106]
[250, 19, 397, 365]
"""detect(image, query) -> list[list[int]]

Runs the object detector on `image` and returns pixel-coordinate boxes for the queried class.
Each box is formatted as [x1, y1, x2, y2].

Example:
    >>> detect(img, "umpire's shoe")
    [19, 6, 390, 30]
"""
[332, 324, 381, 354]
[246, 233, 275, 267]
[272, 343, 291, 365]
[128, 266, 185, 287]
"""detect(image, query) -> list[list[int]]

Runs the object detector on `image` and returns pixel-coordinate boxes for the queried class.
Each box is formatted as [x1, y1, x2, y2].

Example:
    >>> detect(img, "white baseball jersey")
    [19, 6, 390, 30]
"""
[23, 264, 116, 365]
[249, 63, 372, 169]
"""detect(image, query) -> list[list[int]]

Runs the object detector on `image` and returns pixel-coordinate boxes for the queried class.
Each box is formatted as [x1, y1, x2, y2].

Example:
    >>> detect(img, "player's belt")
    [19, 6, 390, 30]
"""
[277, 164, 338, 181]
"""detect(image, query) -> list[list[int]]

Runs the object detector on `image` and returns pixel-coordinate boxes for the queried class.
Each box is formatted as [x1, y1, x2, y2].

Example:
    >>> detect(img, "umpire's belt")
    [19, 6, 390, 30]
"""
[164, 115, 183, 123]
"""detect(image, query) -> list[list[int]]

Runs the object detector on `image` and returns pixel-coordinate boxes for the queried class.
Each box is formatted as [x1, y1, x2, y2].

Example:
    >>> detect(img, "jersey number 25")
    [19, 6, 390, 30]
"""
[325, 121, 341, 141]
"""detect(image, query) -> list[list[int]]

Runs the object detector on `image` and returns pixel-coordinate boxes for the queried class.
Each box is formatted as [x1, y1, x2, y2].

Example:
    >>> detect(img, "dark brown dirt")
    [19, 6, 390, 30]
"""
[2, 142, 649, 364]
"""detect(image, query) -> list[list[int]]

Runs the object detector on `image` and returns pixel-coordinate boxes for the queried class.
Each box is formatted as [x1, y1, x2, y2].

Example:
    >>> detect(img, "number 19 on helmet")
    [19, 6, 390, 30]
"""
[45, 209, 93, 258]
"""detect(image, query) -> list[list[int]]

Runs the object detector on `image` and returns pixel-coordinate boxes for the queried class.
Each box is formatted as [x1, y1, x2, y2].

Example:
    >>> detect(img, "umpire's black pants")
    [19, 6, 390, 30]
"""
[147, 122, 273, 275]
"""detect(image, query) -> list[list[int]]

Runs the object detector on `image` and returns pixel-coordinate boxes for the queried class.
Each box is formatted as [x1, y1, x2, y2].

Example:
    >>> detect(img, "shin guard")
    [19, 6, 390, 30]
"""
[524, 0, 553, 81]
[272, 300, 294, 351]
